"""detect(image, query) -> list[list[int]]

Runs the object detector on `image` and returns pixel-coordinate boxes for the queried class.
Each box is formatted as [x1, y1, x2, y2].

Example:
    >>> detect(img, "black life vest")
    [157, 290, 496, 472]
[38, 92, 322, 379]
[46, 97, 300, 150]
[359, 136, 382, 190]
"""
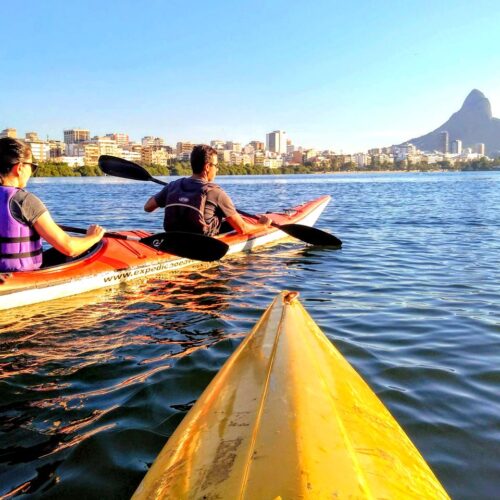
[163, 178, 222, 236]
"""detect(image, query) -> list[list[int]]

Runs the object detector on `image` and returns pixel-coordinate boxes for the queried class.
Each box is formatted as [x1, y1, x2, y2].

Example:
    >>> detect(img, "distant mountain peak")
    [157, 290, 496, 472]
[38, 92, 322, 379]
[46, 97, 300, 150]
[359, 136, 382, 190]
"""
[402, 89, 500, 155]
[460, 89, 491, 118]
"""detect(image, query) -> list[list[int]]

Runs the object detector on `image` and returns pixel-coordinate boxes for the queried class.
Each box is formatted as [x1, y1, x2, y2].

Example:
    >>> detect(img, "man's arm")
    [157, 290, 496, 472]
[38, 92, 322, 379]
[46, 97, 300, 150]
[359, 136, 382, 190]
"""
[145, 186, 168, 213]
[144, 196, 159, 212]
[225, 213, 271, 235]
[34, 212, 104, 257]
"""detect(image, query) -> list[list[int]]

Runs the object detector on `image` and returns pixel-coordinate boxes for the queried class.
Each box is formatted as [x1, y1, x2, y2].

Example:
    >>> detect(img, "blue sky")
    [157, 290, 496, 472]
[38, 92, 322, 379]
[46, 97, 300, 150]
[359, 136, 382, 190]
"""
[1, 0, 499, 152]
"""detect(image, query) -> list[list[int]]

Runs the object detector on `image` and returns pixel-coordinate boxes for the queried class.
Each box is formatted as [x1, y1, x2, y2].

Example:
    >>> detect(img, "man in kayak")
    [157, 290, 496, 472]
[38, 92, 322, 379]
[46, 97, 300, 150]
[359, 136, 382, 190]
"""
[144, 144, 271, 235]
[0, 137, 105, 272]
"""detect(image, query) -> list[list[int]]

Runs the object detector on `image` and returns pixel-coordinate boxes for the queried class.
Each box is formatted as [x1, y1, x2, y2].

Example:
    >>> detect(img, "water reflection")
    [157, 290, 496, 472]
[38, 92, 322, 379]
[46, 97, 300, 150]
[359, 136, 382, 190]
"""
[0, 267, 248, 498]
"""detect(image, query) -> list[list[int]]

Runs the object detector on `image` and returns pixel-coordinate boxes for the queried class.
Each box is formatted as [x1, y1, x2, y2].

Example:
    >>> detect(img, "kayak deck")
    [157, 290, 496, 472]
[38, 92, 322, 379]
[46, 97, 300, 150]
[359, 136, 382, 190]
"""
[132, 291, 449, 499]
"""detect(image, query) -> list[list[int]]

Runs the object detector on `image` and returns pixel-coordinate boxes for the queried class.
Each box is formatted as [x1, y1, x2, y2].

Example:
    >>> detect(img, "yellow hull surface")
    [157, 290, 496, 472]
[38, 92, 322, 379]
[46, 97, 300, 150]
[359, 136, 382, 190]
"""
[132, 291, 449, 499]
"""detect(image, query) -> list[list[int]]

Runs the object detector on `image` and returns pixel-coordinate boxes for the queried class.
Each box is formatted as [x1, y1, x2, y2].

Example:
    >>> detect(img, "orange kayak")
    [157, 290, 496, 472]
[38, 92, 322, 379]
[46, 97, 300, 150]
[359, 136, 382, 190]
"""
[0, 196, 330, 310]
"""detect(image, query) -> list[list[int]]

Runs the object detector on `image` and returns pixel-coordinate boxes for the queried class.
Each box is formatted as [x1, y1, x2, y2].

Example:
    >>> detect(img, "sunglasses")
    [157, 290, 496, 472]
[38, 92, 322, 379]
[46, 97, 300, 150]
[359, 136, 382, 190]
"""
[23, 161, 39, 175]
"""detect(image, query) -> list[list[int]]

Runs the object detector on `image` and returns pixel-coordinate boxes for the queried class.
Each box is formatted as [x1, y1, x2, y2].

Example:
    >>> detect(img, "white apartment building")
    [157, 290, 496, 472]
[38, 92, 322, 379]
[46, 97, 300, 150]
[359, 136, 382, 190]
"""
[354, 153, 371, 168]
[67, 137, 120, 166]
[60, 156, 85, 167]
[266, 130, 287, 155]
[263, 157, 283, 169]
[392, 143, 417, 161]
[27, 141, 51, 162]
[122, 150, 142, 163]
[451, 139, 462, 155]
[94, 136, 120, 157]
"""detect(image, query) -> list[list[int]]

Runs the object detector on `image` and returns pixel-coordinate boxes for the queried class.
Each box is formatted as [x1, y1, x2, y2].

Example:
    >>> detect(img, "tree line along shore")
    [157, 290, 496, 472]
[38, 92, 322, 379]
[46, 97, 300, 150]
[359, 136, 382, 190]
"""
[33, 157, 500, 178]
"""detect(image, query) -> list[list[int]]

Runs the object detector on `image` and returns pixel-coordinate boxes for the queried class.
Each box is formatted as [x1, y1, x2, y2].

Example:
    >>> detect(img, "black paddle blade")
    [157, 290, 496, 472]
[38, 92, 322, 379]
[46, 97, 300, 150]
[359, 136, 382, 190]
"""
[279, 224, 342, 247]
[140, 232, 229, 262]
[99, 155, 167, 184]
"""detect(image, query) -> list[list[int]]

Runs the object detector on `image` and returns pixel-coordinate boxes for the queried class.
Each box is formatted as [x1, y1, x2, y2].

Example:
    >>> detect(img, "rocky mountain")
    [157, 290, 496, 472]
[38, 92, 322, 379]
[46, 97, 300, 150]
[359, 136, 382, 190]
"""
[403, 89, 500, 156]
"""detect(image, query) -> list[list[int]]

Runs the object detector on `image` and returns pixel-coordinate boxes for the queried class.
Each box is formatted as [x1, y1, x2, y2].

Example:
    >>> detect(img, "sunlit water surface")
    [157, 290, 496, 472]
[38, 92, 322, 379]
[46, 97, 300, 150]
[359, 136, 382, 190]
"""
[1, 172, 499, 499]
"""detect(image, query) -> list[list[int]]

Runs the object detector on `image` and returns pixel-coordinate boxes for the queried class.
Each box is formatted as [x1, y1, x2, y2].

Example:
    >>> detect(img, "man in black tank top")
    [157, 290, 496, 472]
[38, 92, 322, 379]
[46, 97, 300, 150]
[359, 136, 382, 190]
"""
[144, 145, 270, 235]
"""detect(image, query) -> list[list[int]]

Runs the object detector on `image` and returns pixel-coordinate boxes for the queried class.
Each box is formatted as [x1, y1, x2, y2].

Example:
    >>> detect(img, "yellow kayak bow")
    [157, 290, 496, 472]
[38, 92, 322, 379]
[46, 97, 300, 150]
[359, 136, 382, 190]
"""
[133, 291, 449, 499]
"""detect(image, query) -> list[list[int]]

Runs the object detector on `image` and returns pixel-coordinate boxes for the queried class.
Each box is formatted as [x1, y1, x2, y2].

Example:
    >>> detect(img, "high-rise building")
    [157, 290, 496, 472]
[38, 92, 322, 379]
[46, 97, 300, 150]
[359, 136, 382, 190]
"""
[64, 128, 90, 144]
[0, 128, 17, 138]
[476, 143, 485, 155]
[451, 139, 462, 155]
[439, 131, 449, 154]
[266, 130, 287, 154]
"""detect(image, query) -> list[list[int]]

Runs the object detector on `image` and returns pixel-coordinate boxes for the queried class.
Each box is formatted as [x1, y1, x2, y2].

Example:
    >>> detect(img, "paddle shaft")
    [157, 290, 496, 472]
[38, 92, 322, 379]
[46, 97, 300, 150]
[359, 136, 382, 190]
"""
[60, 225, 229, 261]
[237, 210, 285, 230]
[60, 225, 144, 242]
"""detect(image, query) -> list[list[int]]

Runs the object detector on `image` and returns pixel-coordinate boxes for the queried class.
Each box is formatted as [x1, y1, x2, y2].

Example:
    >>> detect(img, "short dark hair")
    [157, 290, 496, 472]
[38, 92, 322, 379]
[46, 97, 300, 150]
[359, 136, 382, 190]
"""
[0, 138, 32, 180]
[190, 144, 217, 174]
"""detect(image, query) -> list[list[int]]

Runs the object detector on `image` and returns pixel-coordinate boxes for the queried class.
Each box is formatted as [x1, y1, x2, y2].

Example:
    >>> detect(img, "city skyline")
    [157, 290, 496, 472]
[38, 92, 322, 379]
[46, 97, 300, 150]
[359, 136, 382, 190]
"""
[1, 1, 500, 152]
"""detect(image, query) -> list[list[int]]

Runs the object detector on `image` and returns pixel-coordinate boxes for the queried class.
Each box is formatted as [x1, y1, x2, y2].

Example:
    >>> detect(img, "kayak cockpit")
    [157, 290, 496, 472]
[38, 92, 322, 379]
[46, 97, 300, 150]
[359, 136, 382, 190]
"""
[40, 241, 103, 270]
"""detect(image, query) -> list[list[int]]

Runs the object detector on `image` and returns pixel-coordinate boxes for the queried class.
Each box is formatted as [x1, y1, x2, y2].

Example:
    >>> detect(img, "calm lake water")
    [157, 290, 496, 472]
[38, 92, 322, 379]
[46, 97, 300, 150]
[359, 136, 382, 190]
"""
[1, 171, 499, 499]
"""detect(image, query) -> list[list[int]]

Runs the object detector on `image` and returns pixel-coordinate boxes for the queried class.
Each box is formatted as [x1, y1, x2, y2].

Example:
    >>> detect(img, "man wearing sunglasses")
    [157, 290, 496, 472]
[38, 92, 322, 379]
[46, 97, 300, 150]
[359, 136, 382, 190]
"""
[0, 137, 105, 272]
[145, 144, 271, 235]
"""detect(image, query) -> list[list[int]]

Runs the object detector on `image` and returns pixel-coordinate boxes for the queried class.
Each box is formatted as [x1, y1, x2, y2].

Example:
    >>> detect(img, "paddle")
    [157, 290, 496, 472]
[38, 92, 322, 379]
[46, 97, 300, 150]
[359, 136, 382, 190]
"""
[99, 155, 168, 186]
[236, 210, 342, 247]
[59, 225, 229, 262]
[98, 155, 342, 247]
